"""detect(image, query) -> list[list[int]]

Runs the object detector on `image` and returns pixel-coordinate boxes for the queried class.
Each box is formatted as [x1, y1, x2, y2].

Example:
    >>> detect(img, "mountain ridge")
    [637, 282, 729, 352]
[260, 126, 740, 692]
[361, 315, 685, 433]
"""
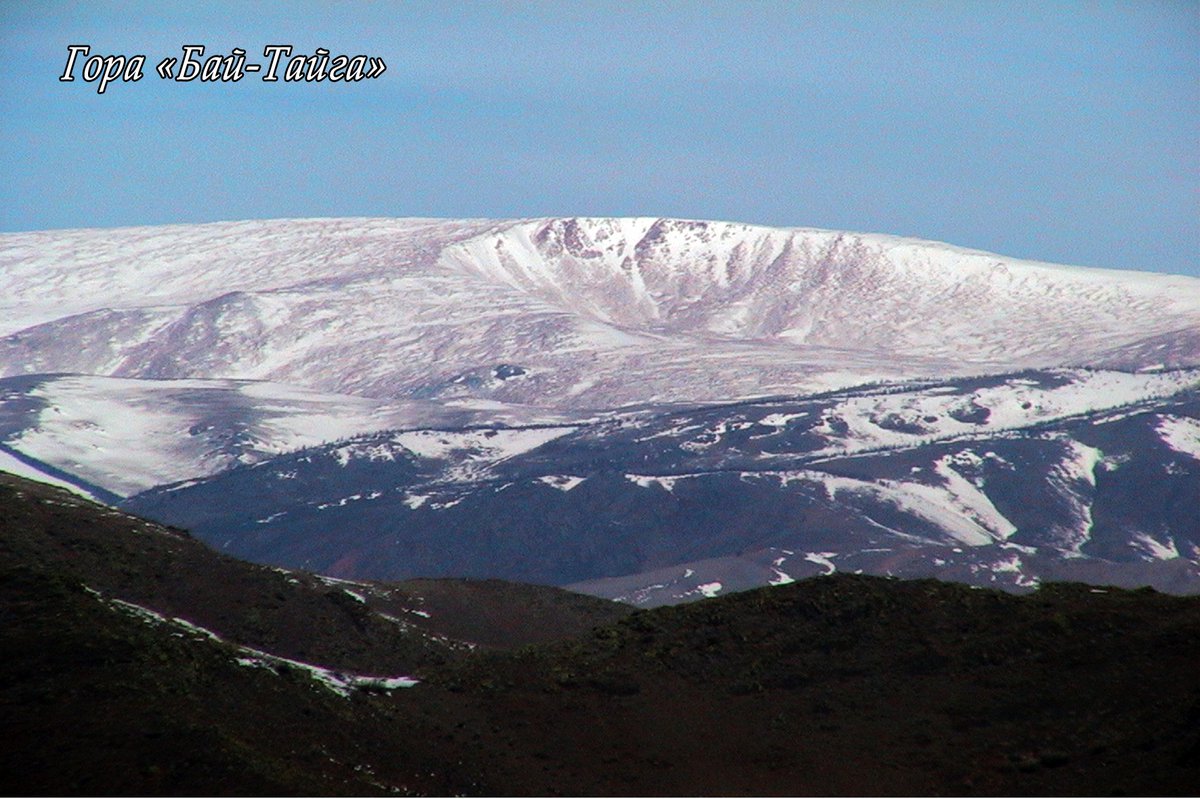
[4, 217, 1197, 411]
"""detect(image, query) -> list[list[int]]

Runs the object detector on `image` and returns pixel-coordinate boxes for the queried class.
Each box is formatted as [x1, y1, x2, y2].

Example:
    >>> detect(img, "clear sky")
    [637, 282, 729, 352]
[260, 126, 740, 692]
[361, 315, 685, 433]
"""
[2, 1, 1197, 276]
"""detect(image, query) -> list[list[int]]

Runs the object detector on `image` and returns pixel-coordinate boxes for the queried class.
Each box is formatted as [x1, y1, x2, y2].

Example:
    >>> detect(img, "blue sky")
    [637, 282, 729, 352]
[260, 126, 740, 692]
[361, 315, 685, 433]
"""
[2, 1, 1197, 276]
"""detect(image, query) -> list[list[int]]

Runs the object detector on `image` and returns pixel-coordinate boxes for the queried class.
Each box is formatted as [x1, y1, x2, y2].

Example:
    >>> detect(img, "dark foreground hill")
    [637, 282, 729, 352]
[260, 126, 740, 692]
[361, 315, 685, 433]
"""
[2, 473, 1199, 795]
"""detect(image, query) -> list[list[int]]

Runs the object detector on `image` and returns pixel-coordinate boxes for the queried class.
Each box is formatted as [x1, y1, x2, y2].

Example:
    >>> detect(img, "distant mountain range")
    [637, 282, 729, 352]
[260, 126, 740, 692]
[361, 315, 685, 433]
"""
[2, 217, 1198, 599]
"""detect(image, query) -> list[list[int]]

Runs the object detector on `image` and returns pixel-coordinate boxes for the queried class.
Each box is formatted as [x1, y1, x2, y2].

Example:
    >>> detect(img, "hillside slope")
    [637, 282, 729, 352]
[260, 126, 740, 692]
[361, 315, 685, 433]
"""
[0, 474, 629, 674]
[3, 472, 1199, 795]
[124, 368, 1200, 596]
[2, 470, 1200, 791]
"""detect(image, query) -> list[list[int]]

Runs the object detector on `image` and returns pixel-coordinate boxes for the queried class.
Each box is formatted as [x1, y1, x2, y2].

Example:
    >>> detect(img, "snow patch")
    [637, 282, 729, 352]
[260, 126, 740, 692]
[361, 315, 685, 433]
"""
[758, 412, 808, 428]
[393, 426, 575, 484]
[402, 493, 429, 509]
[537, 474, 586, 492]
[804, 552, 837, 575]
[625, 473, 681, 492]
[991, 553, 1039, 588]
[1132, 532, 1181, 561]
[393, 426, 573, 461]
[769, 569, 795, 586]
[930, 453, 1017, 540]
[1157, 415, 1200, 461]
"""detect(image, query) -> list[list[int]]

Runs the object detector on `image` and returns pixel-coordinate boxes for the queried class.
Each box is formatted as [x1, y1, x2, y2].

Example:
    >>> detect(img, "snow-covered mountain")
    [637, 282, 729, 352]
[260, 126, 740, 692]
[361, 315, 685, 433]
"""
[3, 218, 1197, 410]
[2, 217, 1198, 600]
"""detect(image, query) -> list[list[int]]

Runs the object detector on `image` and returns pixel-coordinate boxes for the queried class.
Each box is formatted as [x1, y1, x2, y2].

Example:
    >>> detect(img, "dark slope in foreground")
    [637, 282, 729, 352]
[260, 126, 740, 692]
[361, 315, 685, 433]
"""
[3, 473, 1199, 796]
[440, 577, 1200, 796]
[0, 473, 631, 670]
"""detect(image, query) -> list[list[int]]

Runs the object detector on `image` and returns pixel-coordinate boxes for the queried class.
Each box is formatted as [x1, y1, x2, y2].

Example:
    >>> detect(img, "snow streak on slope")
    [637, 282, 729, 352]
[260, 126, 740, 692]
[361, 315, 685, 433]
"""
[781, 465, 1010, 548]
[3, 218, 1198, 413]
